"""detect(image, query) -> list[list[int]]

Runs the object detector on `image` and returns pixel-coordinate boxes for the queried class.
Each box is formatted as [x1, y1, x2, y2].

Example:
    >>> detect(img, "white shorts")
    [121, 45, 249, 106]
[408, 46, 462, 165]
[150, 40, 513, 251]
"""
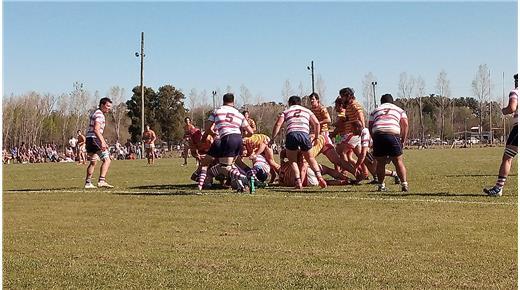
[144, 143, 155, 150]
[306, 169, 319, 186]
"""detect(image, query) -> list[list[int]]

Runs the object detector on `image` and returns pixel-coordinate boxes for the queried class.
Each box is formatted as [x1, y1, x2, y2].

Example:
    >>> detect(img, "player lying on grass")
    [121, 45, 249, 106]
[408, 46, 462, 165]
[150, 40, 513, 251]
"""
[277, 147, 351, 187]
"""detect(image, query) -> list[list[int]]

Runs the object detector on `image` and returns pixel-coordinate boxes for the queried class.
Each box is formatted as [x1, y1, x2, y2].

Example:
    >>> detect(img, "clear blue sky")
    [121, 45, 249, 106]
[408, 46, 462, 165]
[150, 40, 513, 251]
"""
[3, 1, 518, 106]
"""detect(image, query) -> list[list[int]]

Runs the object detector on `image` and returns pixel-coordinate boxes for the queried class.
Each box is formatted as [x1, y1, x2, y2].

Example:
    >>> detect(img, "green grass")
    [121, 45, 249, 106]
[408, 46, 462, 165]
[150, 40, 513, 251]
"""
[3, 147, 517, 289]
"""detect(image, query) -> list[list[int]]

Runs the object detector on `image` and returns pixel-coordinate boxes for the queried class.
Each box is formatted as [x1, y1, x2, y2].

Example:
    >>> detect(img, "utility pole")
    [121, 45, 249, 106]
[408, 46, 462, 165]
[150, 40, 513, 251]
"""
[212, 90, 217, 110]
[489, 68, 492, 144]
[135, 32, 145, 156]
[371, 81, 378, 110]
[502, 72, 505, 143]
[307, 61, 315, 94]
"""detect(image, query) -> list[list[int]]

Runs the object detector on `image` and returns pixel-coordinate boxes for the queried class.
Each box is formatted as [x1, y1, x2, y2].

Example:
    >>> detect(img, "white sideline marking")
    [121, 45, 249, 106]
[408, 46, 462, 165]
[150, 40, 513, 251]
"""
[4, 189, 517, 206]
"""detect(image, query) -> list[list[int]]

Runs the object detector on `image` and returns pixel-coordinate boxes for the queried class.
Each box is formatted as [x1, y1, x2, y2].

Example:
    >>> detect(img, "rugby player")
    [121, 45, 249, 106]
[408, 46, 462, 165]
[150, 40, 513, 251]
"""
[484, 73, 518, 197]
[369, 94, 409, 192]
[197, 93, 254, 192]
[142, 125, 157, 165]
[84, 97, 114, 188]
[272, 95, 327, 189]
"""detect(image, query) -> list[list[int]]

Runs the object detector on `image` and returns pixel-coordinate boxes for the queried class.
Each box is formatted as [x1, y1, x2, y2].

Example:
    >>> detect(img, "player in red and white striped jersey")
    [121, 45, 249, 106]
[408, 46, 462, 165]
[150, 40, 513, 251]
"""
[84, 97, 114, 189]
[351, 120, 400, 185]
[484, 73, 518, 197]
[197, 93, 254, 192]
[369, 94, 409, 192]
[272, 95, 327, 189]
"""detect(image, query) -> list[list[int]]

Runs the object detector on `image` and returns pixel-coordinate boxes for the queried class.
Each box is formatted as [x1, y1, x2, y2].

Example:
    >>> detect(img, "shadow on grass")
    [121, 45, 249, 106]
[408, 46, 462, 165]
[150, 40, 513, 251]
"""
[446, 174, 517, 177]
[373, 192, 485, 197]
[5, 187, 78, 192]
[119, 183, 232, 196]
[130, 184, 197, 190]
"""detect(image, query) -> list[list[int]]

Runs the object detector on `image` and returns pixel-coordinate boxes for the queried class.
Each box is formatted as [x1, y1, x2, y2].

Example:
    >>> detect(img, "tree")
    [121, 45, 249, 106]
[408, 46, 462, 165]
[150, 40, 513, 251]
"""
[398, 73, 416, 138]
[109, 86, 127, 142]
[281, 79, 293, 104]
[187, 88, 198, 119]
[155, 85, 186, 146]
[239, 84, 252, 109]
[315, 74, 326, 106]
[126, 86, 156, 142]
[415, 77, 426, 144]
[436, 70, 451, 141]
[471, 64, 491, 142]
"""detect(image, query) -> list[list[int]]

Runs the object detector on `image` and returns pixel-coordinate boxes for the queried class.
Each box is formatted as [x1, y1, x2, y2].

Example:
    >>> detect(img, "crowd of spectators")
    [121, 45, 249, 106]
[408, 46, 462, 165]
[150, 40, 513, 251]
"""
[2, 138, 171, 165]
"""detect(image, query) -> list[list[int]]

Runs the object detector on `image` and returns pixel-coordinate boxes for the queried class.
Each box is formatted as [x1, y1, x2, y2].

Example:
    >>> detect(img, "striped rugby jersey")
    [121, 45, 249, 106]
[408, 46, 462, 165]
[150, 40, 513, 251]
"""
[86, 109, 105, 138]
[243, 134, 270, 156]
[253, 154, 271, 174]
[282, 105, 314, 134]
[510, 89, 518, 124]
[208, 105, 247, 137]
[369, 103, 408, 135]
[360, 128, 371, 148]
[310, 105, 330, 132]
[334, 111, 349, 136]
[345, 100, 364, 133]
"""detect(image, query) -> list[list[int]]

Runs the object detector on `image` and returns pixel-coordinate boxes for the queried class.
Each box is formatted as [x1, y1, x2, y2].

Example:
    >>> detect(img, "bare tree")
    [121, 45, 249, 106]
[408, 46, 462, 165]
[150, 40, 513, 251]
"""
[315, 74, 326, 105]
[281, 79, 293, 104]
[297, 81, 305, 96]
[414, 77, 426, 144]
[225, 85, 233, 94]
[398, 73, 416, 137]
[472, 64, 492, 142]
[436, 70, 452, 141]
[187, 88, 198, 119]
[109, 86, 127, 142]
[239, 84, 252, 109]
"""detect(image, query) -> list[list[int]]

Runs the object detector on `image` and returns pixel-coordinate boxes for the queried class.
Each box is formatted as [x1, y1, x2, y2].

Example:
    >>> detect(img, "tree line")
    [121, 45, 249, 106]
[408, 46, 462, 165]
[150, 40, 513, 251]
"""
[3, 64, 515, 149]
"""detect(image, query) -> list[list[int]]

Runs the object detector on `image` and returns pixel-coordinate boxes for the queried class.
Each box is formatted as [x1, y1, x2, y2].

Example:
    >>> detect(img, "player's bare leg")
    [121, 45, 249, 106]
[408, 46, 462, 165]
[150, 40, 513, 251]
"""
[85, 154, 97, 188]
[485, 144, 517, 197]
[390, 155, 407, 191]
[286, 149, 302, 189]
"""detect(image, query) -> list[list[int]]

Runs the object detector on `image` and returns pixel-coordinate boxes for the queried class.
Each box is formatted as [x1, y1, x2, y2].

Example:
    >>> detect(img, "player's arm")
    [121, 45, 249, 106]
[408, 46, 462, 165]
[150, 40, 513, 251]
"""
[201, 122, 215, 141]
[320, 108, 331, 125]
[354, 109, 365, 127]
[243, 124, 254, 137]
[93, 122, 108, 150]
[400, 117, 409, 145]
[271, 114, 285, 144]
[502, 93, 518, 115]
[310, 114, 321, 141]
[354, 146, 368, 170]
[250, 142, 267, 160]
[250, 119, 257, 132]
[151, 131, 157, 143]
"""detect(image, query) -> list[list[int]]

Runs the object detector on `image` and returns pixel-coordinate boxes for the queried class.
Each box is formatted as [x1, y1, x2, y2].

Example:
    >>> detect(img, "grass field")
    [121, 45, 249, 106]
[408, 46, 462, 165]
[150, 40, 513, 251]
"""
[3, 147, 518, 289]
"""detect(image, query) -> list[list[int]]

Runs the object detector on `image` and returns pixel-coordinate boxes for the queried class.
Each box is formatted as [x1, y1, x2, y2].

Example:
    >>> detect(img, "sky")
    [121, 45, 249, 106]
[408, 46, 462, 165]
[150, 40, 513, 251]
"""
[3, 1, 518, 107]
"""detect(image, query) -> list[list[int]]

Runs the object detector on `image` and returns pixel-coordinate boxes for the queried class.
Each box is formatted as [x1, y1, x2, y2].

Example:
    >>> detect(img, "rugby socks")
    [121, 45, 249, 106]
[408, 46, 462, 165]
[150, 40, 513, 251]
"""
[85, 177, 92, 184]
[495, 176, 507, 189]
[229, 167, 246, 181]
[197, 169, 207, 189]
[98, 176, 106, 183]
